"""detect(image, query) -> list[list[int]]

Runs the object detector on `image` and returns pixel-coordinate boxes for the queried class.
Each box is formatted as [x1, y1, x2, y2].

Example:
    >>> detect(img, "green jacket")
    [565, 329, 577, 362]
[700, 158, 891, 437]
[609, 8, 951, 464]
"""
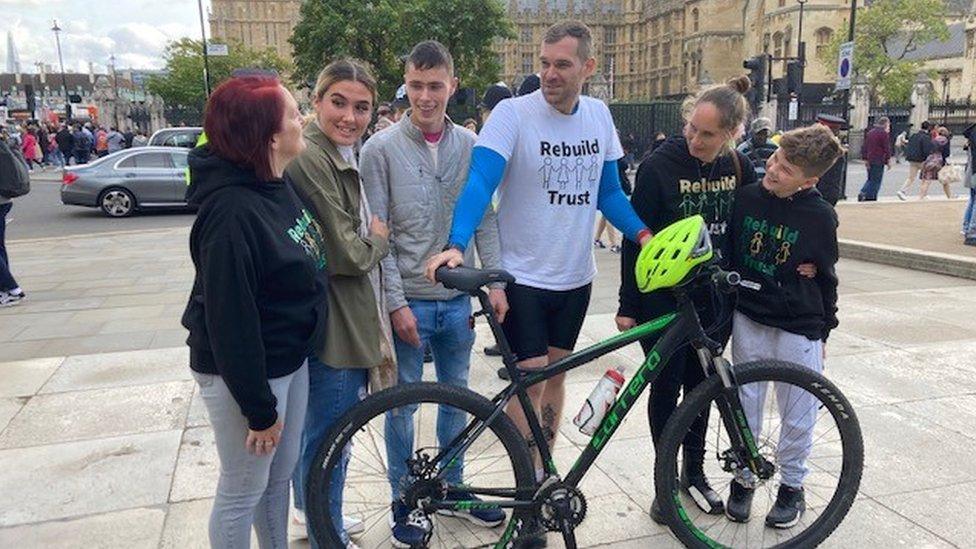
[286, 122, 390, 368]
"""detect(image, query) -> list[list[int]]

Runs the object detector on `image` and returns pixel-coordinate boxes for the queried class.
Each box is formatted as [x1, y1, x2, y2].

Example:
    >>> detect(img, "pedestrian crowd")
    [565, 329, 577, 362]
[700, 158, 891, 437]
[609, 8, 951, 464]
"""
[1, 120, 148, 171]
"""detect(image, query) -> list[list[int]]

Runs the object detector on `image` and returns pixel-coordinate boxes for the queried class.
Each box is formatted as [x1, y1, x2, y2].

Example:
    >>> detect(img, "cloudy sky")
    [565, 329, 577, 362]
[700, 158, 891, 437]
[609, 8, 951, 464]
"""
[1, 0, 213, 73]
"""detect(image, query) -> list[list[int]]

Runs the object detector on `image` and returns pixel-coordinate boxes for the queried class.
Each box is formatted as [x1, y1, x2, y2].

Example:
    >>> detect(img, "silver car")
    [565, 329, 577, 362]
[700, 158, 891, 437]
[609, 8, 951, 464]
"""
[60, 147, 191, 217]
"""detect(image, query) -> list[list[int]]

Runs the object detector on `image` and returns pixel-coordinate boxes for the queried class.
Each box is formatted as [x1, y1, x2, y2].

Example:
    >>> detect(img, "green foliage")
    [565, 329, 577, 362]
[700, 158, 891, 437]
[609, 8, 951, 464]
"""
[818, 0, 949, 104]
[289, 0, 513, 102]
[146, 38, 291, 108]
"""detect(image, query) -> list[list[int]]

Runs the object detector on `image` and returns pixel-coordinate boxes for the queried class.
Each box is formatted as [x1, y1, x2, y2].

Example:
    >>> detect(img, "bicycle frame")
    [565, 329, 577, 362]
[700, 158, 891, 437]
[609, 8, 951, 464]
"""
[425, 283, 753, 512]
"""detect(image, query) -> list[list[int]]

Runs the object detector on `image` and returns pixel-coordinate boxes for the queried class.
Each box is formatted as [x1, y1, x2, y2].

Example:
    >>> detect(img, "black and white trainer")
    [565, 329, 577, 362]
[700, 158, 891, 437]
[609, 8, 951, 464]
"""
[765, 484, 805, 529]
[725, 479, 755, 523]
[681, 470, 725, 515]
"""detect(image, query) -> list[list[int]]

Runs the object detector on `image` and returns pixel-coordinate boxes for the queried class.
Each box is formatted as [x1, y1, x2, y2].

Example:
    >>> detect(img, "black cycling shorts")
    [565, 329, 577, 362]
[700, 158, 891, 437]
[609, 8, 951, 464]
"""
[501, 282, 592, 362]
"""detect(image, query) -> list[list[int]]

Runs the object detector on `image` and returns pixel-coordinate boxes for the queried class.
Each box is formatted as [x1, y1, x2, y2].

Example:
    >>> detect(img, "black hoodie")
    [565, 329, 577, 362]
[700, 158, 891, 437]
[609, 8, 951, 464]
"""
[619, 136, 757, 320]
[728, 183, 839, 341]
[181, 146, 329, 430]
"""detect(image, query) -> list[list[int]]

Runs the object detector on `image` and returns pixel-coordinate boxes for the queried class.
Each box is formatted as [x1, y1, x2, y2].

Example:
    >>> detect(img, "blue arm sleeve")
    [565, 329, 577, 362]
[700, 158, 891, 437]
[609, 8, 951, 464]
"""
[447, 146, 507, 251]
[597, 160, 647, 242]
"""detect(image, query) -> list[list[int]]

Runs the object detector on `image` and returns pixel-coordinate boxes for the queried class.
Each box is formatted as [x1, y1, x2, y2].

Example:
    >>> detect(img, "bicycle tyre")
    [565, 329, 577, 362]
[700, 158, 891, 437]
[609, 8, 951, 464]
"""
[654, 360, 863, 548]
[306, 381, 537, 548]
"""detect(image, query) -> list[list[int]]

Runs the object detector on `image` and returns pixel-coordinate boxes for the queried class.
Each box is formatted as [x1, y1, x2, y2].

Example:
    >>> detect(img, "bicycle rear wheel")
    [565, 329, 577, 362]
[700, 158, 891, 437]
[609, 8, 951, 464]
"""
[306, 382, 537, 548]
[654, 360, 863, 548]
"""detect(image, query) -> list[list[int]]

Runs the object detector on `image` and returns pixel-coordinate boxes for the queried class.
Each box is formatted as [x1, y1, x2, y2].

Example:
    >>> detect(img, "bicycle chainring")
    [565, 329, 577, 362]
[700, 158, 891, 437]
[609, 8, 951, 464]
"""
[537, 483, 587, 532]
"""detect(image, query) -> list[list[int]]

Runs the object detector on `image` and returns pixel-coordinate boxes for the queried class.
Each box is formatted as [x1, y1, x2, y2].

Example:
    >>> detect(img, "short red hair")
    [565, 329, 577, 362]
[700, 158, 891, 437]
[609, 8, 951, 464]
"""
[204, 76, 285, 181]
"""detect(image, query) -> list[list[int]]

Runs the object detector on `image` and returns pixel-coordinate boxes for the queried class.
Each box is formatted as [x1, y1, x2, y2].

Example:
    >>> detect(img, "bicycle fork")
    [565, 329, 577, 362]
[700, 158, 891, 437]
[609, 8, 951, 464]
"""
[694, 347, 773, 484]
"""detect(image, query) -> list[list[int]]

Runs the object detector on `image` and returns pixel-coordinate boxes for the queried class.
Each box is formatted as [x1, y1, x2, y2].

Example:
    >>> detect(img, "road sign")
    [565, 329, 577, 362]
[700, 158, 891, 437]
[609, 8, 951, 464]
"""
[206, 43, 229, 56]
[836, 41, 854, 91]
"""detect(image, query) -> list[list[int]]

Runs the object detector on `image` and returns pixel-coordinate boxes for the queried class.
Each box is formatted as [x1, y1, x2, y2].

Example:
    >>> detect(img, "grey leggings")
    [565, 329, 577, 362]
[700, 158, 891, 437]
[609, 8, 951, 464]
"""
[193, 361, 309, 548]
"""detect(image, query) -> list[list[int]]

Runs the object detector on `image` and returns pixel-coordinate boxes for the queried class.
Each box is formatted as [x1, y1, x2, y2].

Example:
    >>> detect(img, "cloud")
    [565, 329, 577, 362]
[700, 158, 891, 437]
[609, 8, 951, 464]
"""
[2, 4, 203, 72]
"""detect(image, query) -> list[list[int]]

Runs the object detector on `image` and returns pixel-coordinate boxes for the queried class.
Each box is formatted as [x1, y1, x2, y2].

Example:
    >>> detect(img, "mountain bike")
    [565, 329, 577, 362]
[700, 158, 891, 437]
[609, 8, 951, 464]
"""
[305, 260, 863, 548]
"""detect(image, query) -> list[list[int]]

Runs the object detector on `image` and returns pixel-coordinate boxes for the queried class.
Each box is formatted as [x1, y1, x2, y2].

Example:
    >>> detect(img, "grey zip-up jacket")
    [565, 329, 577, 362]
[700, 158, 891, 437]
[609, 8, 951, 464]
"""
[361, 114, 502, 311]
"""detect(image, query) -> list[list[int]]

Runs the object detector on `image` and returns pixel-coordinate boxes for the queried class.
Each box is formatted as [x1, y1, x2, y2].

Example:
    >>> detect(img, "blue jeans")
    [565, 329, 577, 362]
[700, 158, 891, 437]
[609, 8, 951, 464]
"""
[963, 187, 976, 234]
[292, 355, 368, 547]
[859, 162, 885, 200]
[50, 149, 65, 168]
[386, 295, 475, 500]
[0, 203, 18, 292]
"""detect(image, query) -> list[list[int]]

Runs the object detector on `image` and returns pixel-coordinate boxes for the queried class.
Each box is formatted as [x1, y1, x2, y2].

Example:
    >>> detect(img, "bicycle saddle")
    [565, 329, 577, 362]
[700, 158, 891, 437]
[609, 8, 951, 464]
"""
[435, 266, 515, 293]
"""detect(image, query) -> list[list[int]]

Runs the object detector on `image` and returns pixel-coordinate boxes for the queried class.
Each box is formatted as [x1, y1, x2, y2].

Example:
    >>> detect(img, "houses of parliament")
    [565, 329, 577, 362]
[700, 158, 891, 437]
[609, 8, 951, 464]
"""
[209, 0, 975, 102]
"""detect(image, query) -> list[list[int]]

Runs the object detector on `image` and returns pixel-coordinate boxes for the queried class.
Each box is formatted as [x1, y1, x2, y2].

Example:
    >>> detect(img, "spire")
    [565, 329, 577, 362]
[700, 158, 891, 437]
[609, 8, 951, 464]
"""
[6, 31, 22, 74]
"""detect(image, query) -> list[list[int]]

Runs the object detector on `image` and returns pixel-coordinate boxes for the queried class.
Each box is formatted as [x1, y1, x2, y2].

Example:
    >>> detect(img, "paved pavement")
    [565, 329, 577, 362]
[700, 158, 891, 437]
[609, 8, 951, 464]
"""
[1, 225, 974, 547]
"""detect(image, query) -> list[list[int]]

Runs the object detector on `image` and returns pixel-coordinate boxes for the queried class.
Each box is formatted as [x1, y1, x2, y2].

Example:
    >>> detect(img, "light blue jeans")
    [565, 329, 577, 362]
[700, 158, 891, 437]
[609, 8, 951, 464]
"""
[963, 187, 976, 234]
[385, 295, 475, 500]
[292, 355, 368, 547]
[193, 361, 308, 549]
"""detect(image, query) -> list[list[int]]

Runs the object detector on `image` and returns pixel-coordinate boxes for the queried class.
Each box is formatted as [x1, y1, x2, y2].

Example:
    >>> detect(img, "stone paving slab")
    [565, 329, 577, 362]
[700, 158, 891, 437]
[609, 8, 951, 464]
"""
[0, 430, 182, 526]
[0, 507, 166, 549]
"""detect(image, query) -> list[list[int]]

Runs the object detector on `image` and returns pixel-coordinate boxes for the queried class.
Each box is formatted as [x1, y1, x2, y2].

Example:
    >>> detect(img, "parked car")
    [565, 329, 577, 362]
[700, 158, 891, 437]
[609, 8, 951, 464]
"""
[148, 127, 203, 148]
[60, 147, 191, 217]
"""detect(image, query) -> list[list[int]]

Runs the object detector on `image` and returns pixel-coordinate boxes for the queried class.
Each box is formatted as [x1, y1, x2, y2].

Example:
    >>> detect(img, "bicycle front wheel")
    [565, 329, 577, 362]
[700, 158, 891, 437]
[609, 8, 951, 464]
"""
[654, 360, 863, 548]
[306, 382, 537, 548]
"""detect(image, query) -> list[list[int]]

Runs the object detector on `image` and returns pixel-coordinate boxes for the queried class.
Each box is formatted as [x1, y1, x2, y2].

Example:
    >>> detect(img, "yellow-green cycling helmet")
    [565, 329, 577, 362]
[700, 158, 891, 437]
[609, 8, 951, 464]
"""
[635, 215, 714, 293]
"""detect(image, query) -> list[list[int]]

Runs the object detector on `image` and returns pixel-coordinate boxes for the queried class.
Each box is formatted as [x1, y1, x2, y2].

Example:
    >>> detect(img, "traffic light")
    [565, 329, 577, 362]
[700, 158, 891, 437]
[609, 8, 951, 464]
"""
[786, 60, 804, 95]
[742, 55, 767, 106]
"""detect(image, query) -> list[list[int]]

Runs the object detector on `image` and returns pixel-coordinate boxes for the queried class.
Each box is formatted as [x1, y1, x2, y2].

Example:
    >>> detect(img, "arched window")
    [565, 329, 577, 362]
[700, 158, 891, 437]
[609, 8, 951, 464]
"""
[815, 27, 834, 56]
[692, 8, 700, 33]
[784, 26, 793, 58]
[773, 32, 783, 58]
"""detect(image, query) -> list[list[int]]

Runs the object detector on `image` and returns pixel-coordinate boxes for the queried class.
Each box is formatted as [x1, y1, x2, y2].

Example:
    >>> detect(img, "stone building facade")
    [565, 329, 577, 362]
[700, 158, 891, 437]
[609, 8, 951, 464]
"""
[206, 0, 976, 102]
[209, 0, 302, 64]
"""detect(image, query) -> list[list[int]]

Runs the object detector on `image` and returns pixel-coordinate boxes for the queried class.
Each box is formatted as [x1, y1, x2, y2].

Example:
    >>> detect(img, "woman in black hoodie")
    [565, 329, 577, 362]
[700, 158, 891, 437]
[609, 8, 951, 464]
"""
[618, 76, 757, 521]
[181, 75, 329, 547]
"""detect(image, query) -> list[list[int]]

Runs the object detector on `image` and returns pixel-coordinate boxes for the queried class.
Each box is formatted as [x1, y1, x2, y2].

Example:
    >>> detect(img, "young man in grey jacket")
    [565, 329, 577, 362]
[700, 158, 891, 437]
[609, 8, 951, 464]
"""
[360, 40, 508, 548]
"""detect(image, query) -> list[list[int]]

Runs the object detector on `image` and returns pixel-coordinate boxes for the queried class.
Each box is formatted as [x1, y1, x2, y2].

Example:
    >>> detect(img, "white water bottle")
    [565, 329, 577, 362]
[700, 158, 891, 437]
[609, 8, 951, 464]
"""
[573, 367, 626, 436]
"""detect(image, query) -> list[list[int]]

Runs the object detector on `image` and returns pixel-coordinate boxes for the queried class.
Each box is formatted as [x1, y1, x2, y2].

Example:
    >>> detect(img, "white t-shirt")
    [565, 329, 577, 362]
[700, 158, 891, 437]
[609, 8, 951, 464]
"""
[476, 90, 623, 290]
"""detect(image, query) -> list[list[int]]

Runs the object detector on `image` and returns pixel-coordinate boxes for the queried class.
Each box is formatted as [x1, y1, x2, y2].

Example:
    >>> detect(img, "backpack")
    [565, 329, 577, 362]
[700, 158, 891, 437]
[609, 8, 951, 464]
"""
[0, 139, 31, 198]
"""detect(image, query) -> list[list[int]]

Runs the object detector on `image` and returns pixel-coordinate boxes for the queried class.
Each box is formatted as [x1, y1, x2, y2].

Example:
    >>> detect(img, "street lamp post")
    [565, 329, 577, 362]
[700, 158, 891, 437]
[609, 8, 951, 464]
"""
[110, 54, 120, 128]
[51, 19, 71, 121]
[941, 73, 950, 124]
[197, 0, 212, 97]
[797, 0, 807, 108]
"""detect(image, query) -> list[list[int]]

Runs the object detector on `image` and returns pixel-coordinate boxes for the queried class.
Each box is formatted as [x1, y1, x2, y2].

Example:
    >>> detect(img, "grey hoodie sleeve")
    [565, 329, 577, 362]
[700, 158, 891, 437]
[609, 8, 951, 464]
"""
[472, 202, 504, 288]
[360, 142, 409, 313]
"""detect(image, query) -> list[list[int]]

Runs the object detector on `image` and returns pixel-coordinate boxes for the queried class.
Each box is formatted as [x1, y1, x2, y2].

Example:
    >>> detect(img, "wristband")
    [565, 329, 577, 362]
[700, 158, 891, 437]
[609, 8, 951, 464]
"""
[636, 228, 652, 242]
[443, 242, 465, 253]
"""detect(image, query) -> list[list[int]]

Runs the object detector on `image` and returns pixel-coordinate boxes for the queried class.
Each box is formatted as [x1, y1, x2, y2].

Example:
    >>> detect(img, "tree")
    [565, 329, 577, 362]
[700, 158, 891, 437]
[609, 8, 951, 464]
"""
[818, 0, 949, 105]
[147, 38, 290, 117]
[289, 0, 513, 102]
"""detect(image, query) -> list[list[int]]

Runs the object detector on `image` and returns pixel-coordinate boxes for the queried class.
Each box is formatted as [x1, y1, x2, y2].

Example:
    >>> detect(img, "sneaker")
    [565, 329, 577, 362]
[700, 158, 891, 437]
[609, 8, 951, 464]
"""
[497, 366, 511, 381]
[610, 245, 621, 254]
[896, 190, 908, 201]
[649, 496, 667, 525]
[765, 484, 805, 529]
[681, 471, 724, 515]
[390, 501, 429, 548]
[290, 509, 308, 539]
[484, 344, 503, 357]
[435, 491, 505, 527]
[0, 291, 25, 308]
[725, 480, 755, 523]
[593, 239, 606, 249]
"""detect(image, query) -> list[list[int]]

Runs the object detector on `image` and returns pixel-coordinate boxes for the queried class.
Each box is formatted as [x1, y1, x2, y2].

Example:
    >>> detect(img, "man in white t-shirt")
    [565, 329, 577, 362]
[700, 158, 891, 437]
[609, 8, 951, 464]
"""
[426, 20, 652, 521]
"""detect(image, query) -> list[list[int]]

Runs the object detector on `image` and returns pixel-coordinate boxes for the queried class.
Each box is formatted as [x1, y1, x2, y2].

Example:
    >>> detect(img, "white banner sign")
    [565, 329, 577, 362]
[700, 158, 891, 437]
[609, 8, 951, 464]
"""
[206, 43, 229, 56]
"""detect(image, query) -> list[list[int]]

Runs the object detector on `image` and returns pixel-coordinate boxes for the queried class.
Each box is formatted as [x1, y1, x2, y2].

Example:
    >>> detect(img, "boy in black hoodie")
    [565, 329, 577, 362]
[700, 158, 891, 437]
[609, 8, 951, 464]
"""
[725, 124, 843, 529]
